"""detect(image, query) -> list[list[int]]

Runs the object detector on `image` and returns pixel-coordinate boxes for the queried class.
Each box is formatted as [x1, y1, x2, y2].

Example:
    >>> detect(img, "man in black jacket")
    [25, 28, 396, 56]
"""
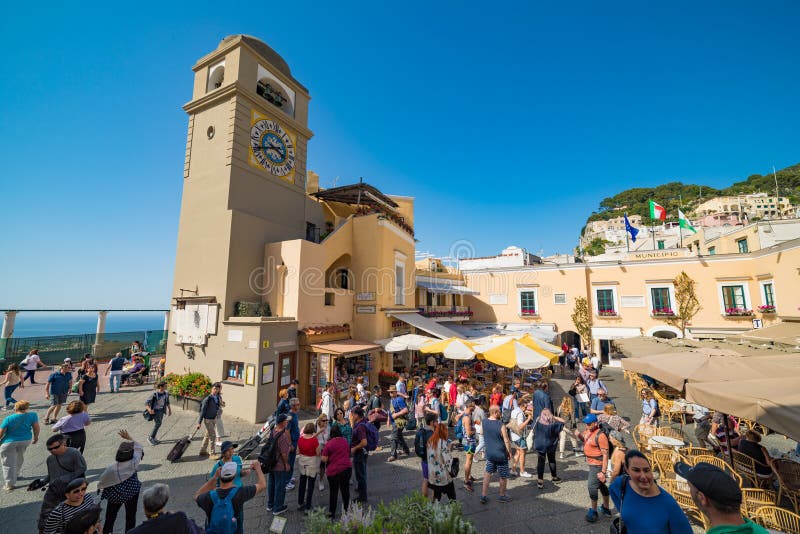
[196, 382, 223, 459]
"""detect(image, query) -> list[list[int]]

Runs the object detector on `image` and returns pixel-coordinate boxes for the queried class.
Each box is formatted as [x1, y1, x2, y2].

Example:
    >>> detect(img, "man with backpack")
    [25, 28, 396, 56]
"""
[386, 386, 410, 462]
[459, 401, 477, 492]
[414, 412, 437, 498]
[259, 413, 292, 515]
[195, 459, 266, 533]
[349, 406, 375, 504]
[578, 414, 612, 523]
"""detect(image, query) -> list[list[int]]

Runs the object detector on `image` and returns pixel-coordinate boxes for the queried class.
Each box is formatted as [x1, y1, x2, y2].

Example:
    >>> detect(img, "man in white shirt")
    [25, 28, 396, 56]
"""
[426, 355, 436, 373]
[590, 353, 602, 376]
[22, 350, 45, 384]
[509, 403, 532, 478]
[395, 373, 407, 397]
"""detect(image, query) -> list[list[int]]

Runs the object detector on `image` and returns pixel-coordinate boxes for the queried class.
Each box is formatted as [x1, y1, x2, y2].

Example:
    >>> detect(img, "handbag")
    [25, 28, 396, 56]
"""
[405, 417, 417, 431]
[449, 456, 460, 479]
[142, 410, 154, 422]
[610, 475, 629, 534]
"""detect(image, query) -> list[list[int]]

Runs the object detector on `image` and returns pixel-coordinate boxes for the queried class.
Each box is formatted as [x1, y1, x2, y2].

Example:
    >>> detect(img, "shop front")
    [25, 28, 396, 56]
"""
[306, 339, 382, 406]
[591, 327, 642, 367]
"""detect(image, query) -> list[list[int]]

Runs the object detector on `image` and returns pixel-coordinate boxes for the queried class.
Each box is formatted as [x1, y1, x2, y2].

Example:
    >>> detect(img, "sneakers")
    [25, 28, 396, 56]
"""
[199, 451, 210, 456]
[285, 481, 295, 491]
[498, 495, 512, 503]
[480, 495, 488, 504]
[551, 476, 562, 483]
[575, 451, 584, 457]
[147, 437, 157, 446]
[537, 480, 544, 489]
[519, 471, 533, 478]
[586, 508, 598, 523]
[600, 505, 612, 517]
[463, 481, 474, 493]
[273, 506, 287, 515]
[559, 453, 564, 459]
[318, 481, 325, 491]
[266, 506, 273, 512]
[387, 456, 397, 462]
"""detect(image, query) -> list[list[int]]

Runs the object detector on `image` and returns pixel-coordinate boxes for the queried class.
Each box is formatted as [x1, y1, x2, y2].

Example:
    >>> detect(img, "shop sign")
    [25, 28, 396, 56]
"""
[356, 305, 376, 314]
[319, 354, 330, 381]
[356, 292, 376, 301]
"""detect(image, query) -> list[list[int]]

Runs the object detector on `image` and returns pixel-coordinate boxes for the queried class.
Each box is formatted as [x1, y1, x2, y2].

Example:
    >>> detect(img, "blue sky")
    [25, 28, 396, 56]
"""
[2, 1, 799, 308]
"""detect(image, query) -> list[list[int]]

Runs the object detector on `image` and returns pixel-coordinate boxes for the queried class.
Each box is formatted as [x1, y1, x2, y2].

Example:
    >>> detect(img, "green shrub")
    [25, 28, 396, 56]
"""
[303, 493, 477, 534]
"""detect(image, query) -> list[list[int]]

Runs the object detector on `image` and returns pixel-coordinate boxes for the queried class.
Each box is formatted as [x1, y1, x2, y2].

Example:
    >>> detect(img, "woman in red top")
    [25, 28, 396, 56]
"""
[490, 384, 504, 407]
[321, 425, 352, 519]
[297, 423, 320, 513]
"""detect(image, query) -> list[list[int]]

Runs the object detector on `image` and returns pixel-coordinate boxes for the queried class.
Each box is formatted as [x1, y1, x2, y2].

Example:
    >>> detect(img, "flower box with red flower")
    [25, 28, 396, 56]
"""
[597, 309, 618, 317]
[652, 308, 675, 317]
[757, 305, 776, 314]
[520, 308, 538, 317]
[725, 308, 753, 317]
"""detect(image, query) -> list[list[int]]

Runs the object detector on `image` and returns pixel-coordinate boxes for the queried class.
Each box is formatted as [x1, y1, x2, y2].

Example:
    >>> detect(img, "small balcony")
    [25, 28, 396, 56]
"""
[418, 306, 472, 320]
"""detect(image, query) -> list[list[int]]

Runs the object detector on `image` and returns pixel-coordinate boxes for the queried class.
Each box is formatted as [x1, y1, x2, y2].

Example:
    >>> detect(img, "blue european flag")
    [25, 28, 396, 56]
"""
[624, 214, 639, 243]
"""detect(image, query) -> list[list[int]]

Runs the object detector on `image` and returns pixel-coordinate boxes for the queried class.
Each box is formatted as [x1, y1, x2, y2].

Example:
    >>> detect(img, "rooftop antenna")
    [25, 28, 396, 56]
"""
[332, 176, 340, 187]
[356, 176, 363, 206]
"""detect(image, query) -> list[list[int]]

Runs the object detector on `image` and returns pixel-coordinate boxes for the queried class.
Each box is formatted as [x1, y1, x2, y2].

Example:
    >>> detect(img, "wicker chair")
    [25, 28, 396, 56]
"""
[693, 454, 743, 487]
[657, 426, 686, 442]
[731, 450, 775, 489]
[754, 505, 800, 533]
[678, 446, 714, 465]
[634, 423, 658, 450]
[741, 488, 778, 519]
[773, 458, 800, 513]
[651, 448, 685, 481]
[661, 479, 709, 528]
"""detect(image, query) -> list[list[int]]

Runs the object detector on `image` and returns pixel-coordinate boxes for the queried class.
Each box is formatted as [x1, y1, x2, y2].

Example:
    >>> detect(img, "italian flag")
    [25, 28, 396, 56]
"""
[649, 200, 667, 221]
[679, 209, 697, 234]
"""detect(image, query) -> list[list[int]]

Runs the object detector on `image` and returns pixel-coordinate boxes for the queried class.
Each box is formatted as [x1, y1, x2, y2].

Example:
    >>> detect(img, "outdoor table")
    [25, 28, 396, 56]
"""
[670, 401, 695, 432]
[648, 435, 685, 451]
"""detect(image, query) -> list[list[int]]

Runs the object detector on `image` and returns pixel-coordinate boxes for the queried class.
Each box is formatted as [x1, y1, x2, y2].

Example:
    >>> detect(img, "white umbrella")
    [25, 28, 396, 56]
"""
[382, 333, 437, 352]
[474, 339, 552, 370]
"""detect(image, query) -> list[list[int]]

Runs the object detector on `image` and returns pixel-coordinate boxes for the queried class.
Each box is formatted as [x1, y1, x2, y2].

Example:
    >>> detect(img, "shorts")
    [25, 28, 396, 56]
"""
[430, 481, 456, 501]
[463, 437, 477, 455]
[485, 459, 510, 478]
[50, 393, 67, 406]
[421, 461, 429, 479]
[515, 437, 526, 448]
[587, 464, 609, 501]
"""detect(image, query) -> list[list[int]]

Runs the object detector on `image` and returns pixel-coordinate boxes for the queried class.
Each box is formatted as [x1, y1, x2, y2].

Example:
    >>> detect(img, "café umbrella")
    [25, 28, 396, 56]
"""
[419, 337, 476, 377]
[473, 339, 551, 370]
[382, 333, 438, 352]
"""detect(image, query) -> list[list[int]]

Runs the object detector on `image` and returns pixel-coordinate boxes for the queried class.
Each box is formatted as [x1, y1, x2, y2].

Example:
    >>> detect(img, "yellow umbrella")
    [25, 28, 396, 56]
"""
[419, 338, 476, 360]
[519, 334, 562, 356]
[516, 335, 560, 364]
[473, 338, 552, 369]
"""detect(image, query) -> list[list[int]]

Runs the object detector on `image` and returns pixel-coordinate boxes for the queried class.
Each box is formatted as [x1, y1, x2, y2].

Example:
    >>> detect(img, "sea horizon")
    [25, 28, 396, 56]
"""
[8, 312, 166, 338]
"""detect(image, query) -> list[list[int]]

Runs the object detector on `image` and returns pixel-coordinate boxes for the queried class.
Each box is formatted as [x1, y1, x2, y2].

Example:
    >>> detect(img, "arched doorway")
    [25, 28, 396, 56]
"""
[559, 331, 581, 351]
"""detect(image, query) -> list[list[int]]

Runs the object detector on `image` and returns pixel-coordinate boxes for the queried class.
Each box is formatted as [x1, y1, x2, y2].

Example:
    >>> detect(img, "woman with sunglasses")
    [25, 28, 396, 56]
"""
[316, 414, 331, 492]
[43, 477, 99, 534]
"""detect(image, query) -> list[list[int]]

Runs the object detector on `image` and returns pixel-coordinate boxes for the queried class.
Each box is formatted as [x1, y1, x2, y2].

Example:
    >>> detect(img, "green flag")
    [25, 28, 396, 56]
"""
[678, 209, 697, 234]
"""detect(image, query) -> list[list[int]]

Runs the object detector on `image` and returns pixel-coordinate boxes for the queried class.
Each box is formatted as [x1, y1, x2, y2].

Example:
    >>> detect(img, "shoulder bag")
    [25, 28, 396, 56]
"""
[610, 475, 629, 534]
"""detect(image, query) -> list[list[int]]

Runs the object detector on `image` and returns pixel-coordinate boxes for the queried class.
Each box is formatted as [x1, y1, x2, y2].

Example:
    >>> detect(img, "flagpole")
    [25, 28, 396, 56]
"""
[652, 223, 656, 250]
[679, 223, 683, 249]
[625, 213, 630, 252]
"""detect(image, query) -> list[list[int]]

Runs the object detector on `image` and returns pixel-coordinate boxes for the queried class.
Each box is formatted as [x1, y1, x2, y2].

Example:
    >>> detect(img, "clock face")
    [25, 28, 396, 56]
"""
[249, 119, 296, 177]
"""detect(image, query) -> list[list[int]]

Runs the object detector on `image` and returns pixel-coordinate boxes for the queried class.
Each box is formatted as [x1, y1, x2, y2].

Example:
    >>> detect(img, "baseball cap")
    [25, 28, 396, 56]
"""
[583, 414, 598, 424]
[275, 413, 289, 424]
[219, 441, 237, 454]
[674, 461, 742, 508]
[220, 462, 238, 479]
[63, 358, 72, 363]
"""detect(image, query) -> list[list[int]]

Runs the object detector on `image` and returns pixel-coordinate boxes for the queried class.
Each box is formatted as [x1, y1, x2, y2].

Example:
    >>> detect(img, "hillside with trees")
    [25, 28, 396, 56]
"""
[583, 163, 800, 228]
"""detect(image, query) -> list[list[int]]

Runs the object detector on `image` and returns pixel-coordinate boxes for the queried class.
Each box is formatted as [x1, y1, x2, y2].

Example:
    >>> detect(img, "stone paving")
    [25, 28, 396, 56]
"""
[2, 365, 794, 533]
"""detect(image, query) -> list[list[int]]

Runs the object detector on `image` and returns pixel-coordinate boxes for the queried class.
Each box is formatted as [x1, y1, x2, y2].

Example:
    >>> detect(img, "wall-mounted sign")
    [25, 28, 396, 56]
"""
[356, 292, 376, 301]
[627, 250, 688, 261]
[261, 362, 274, 385]
[356, 305, 376, 314]
[262, 340, 270, 349]
[752, 318, 763, 329]
[227, 330, 243, 342]
[245, 364, 256, 386]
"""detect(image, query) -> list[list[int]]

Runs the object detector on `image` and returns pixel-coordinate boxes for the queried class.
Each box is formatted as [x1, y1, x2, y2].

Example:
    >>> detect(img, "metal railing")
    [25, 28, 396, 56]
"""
[1, 329, 168, 365]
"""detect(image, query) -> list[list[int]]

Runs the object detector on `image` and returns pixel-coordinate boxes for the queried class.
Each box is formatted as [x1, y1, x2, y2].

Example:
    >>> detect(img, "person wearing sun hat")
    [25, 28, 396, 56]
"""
[674, 461, 769, 533]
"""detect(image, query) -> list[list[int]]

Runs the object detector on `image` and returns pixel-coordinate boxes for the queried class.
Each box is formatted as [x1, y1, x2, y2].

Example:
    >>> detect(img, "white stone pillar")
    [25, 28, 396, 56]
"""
[93, 311, 108, 356]
[0, 311, 17, 359]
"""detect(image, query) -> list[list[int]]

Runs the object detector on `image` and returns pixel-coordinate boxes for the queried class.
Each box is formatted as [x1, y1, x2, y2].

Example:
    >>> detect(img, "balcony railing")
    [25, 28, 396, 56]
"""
[355, 205, 414, 237]
[419, 306, 472, 318]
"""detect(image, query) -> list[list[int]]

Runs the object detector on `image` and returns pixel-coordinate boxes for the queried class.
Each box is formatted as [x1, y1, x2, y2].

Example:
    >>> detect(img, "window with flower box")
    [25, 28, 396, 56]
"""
[519, 291, 537, 316]
[596, 289, 616, 316]
[650, 287, 673, 316]
[721, 285, 751, 315]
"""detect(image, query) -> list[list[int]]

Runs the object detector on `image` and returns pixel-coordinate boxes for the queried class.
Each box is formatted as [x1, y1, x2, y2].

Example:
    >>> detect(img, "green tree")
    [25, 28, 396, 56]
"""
[571, 297, 593, 350]
[665, 271, 702, 337]
[584, 237, 613, 256]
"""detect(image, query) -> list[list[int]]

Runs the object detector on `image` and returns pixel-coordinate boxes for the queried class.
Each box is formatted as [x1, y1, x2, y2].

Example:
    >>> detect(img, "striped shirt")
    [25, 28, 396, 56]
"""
[44, 493, 98, 534]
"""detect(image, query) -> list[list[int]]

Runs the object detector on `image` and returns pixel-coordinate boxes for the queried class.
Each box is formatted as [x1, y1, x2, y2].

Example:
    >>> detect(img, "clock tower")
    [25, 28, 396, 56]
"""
[171, 35, 314, 320]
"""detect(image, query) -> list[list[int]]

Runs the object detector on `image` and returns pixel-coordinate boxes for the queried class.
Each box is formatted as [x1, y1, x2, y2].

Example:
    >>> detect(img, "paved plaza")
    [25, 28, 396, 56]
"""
[5, 365, 792, 533]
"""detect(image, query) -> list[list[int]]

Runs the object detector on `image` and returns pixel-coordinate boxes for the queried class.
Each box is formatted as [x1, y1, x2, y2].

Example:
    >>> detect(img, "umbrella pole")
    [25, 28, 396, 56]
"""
[722, 413, 735, 466]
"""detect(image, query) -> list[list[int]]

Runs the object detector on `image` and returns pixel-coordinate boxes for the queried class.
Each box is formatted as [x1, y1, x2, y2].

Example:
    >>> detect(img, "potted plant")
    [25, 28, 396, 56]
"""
[757, 305, 776, 314]
[652, 307, 675, 317]
[725, 308, 753, 317]
[598, 309, 618, 317]
[164, 372, 212, 411]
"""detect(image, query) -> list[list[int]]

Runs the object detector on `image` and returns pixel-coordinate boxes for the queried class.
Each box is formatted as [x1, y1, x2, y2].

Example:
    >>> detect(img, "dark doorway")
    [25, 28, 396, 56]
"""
[599, 340, 610, 364]
[559, 331, 581, 351]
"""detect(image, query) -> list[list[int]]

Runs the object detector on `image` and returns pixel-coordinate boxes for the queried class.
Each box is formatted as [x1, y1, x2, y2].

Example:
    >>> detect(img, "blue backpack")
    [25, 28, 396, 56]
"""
[454, 414, 465, 440]
[438, 402, 448, 423]
[207, 487, 239, 534]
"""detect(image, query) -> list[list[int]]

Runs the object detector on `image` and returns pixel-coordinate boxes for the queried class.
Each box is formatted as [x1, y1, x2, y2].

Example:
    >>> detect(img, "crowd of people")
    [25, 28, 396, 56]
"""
[0, 345, 787, 533]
